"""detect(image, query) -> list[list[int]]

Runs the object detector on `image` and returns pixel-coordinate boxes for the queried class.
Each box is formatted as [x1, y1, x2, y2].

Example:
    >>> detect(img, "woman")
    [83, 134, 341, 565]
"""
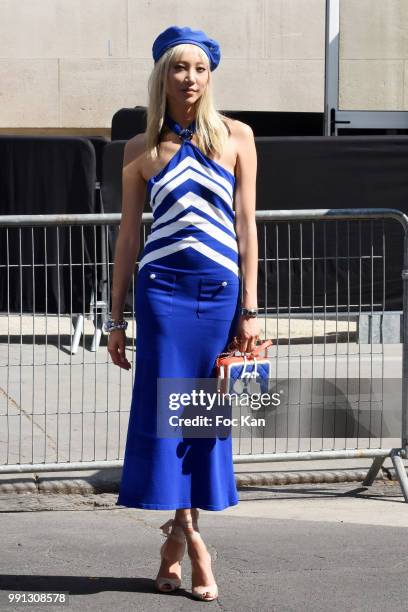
[106, 26, 259, 602]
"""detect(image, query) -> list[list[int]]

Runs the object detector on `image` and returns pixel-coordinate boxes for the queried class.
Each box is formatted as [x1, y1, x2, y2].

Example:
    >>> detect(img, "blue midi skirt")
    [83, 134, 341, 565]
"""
[116, 256, 241, 511]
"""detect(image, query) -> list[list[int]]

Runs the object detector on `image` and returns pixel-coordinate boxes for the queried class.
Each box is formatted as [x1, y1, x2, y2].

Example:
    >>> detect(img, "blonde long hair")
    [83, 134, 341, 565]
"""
[145, 43, 229, 159]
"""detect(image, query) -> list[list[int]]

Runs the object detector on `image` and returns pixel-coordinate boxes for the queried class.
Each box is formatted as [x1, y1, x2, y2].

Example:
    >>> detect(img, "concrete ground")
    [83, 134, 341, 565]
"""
[0, 480, 407, 612]
[2, 320, 408, 610]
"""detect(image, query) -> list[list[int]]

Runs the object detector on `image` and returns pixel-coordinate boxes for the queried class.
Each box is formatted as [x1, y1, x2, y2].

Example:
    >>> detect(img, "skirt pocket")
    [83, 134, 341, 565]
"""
[137, 268, 177, 317]
[197, 277, 240, 320]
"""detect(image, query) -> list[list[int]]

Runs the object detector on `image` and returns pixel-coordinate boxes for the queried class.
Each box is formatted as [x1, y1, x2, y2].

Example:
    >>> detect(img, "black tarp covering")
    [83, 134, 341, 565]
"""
[111, 106, 324, 140]
[0, 136, 96, 314]
[255, 137, 408, 312]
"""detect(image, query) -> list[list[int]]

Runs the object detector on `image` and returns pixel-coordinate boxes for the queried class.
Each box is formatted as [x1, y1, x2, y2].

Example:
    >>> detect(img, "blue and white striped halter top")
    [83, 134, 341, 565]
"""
[138, 115, 240, 278]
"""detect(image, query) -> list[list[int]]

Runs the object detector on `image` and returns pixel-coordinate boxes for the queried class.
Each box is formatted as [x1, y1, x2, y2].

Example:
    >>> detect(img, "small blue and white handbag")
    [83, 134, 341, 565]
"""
[215, 339, 273, 399]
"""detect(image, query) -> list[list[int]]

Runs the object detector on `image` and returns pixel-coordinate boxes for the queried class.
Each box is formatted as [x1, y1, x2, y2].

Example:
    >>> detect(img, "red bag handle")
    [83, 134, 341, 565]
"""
[220, 338, 273, 359]
[248, 338, 273, 357]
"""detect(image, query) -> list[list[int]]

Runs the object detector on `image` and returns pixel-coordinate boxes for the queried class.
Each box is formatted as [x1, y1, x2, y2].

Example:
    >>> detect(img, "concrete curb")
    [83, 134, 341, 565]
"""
[235, 469, 385, 487]
[0, 467, 391, 496]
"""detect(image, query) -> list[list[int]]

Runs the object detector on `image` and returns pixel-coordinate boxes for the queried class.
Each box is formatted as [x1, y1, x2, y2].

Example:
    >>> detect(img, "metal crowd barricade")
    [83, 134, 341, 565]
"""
[0, 209, 407, 502]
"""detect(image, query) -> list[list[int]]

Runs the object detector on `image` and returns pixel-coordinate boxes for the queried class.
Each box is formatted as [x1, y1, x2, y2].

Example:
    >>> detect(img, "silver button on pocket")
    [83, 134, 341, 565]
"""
[197, 278, 240, 320]
[137, 270, 177, 317]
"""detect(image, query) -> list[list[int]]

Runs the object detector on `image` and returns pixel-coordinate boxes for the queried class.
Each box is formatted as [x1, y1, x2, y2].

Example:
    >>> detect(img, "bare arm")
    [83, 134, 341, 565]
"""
[234, 123, 258, 309]
[232, 122, 260, 352]
[107, 138, 146, 369]
[110, 140, 146, 320]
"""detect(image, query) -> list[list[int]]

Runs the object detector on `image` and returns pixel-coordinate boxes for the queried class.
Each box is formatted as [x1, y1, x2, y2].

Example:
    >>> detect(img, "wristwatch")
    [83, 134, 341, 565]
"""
[240, 307, 258, 318]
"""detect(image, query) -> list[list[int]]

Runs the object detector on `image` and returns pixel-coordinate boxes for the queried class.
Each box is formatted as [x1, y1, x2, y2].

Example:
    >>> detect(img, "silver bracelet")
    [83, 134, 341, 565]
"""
[103, 318, 128, 333]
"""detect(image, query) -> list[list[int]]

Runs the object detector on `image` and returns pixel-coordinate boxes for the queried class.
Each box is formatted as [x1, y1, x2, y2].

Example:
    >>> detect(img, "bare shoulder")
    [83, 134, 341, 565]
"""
[221, 117, 255, 168]
[222, 117, 254, 142]
[123, 132, 147, 167]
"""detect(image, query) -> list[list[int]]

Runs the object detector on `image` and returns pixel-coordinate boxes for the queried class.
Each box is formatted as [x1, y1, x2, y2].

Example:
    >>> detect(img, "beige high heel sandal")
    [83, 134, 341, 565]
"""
[179, 510, 219, 602]
[154, 518, 186, 593]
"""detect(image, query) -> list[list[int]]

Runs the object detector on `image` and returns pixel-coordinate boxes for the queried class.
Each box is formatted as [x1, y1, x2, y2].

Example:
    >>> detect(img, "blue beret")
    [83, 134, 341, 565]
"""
[152, 26, 221, 71]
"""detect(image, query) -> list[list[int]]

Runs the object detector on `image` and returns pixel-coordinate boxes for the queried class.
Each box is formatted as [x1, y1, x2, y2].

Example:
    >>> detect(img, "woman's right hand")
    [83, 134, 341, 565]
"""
[107, 330, 131, 370]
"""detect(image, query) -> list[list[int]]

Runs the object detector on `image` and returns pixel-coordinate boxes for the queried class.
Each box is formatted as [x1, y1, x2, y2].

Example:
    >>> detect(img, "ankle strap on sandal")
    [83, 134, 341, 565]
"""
[159, 519, 175, 535]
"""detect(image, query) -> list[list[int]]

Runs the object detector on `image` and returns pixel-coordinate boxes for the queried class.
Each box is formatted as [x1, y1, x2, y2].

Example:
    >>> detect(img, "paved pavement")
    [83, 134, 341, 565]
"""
[0, 481, 408, 612]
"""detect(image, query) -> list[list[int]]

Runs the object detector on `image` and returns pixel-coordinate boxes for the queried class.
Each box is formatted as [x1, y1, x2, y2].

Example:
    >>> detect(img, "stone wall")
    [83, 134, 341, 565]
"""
[0, 0, 405, 133]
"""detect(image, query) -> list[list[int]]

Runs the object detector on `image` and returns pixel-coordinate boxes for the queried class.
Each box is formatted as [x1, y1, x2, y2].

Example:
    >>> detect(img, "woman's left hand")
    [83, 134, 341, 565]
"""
[232, 316, 261, 353]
